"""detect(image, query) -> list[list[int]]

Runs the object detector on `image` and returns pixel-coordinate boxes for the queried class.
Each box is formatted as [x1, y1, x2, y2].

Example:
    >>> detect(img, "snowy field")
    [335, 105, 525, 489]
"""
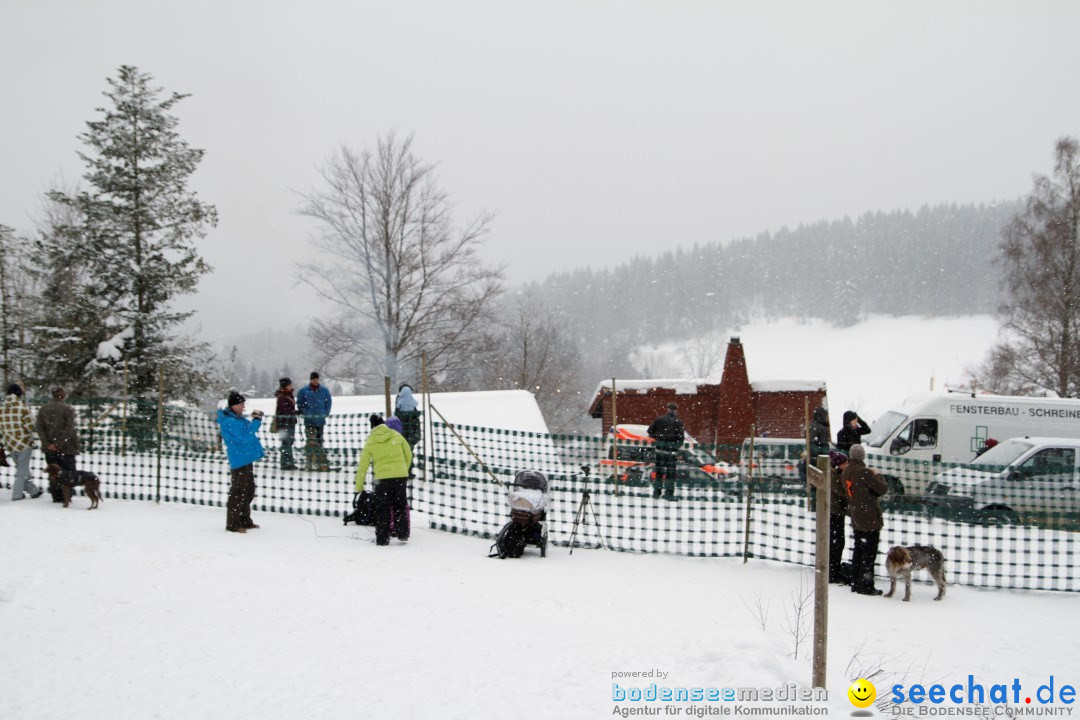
[2, 499, 1077, 720]
[4, 314, 1079, 720]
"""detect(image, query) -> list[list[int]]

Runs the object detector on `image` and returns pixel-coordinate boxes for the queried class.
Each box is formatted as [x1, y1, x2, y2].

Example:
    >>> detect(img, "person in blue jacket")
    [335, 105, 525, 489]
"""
[296, 371, 333, 471]
[216, 391, 265, 533]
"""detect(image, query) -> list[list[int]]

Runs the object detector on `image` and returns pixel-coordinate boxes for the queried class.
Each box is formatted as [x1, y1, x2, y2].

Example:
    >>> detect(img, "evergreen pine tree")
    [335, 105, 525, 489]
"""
[48, 65, 217, 401]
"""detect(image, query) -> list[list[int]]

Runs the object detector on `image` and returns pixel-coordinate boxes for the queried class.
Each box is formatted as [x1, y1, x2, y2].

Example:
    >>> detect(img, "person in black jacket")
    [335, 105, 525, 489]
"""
[836, 410, 871, 453]
[647, 403, 685, 500]
[808, 407, 831, 461]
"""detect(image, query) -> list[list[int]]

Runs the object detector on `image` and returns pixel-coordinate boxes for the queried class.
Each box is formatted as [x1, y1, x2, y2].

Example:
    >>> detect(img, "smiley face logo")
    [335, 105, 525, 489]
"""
[848, 678, 876, 708]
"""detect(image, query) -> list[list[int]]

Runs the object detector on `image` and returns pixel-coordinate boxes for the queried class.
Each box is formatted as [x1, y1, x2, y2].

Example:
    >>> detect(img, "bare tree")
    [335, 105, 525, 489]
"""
[975, 137, 1080, 396]
[680, 333, 725, 377]
[297, 133, 503, 390]
[475, 291, 585, 431]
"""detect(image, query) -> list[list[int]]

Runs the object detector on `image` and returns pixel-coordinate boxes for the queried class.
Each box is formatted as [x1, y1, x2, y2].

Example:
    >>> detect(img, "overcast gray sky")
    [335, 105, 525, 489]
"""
[2, 0, 1078, 344]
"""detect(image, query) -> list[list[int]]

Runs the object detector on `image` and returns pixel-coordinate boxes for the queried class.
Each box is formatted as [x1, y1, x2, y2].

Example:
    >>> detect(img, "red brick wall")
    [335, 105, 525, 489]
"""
[753, 391, 829, 438]
[599, 388, 826, 449]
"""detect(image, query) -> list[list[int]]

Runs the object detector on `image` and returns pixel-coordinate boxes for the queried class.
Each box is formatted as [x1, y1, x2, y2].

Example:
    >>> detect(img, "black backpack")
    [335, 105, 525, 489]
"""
[490, 520, 526, 559]
[343, 491, 376, 526]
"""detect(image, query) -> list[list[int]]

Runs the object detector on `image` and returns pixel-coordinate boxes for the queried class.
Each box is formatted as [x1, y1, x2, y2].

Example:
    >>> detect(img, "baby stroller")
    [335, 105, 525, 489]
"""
[490, 470, 550, 559]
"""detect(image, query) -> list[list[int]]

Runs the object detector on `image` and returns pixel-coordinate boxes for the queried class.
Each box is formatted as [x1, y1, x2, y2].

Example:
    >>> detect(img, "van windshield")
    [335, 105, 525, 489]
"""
[972, 440, 1034, 467]
[865, 412, 907, 448]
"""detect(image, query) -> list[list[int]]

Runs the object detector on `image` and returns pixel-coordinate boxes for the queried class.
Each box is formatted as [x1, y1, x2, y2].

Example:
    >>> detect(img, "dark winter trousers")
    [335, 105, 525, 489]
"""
[653, 450, 677, 498]
[304, 425, 328, 469]
[44, 451, 77, 503]
[850, 529, 880, 592]
[829, 513, 848, 582]
[279, 424, 297, 468]
[226, 464, 257, 531]
[374, 477, 410, 545]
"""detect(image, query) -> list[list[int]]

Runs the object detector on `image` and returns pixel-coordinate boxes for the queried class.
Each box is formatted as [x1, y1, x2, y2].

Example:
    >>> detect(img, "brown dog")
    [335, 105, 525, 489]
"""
[46, 464, 102, 509]
[884, 545, 946, 601]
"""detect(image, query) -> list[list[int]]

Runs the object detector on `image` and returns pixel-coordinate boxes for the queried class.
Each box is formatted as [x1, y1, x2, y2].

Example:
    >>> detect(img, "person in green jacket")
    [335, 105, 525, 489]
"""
[355, 414, 413, 545]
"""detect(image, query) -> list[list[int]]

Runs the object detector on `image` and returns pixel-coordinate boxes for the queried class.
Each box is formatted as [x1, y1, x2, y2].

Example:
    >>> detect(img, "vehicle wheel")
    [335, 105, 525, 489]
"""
[540, 527, 548, 558]
[979, 506, 1019, 526]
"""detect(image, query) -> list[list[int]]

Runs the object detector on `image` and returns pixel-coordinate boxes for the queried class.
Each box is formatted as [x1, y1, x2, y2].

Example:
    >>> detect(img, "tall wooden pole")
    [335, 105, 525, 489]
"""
[610, 378, 618, 491]
[422, 351, 429, 483]
[809, 455, 831, 689]
[384, 375, 391, 418]
[121, 359, 128, 457]
[155, 365, 164, 503]
[742, 425, 755, 563]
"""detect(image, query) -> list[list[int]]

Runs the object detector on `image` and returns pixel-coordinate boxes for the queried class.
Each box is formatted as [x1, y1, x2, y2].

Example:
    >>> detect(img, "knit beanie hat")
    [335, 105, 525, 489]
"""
[849, 444, 866, 461]
[227, 391, 246, 407]
[828, 449, 848, 469]
[369, 413, 384, 428]
[6, 383, 23, 397]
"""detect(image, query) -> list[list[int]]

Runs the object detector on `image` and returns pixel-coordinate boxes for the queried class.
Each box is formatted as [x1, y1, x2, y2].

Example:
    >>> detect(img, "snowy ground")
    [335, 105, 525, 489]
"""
[4, 314, 1077, 719]
[2, 497, 1077, 720]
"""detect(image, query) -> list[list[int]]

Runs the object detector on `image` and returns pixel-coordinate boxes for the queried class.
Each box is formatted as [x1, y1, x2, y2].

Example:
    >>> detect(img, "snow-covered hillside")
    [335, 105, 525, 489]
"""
[633, 314, 1001, 434]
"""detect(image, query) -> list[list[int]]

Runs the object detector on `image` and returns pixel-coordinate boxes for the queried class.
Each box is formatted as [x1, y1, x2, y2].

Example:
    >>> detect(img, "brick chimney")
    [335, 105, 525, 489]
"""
[715, 336, 755, 446]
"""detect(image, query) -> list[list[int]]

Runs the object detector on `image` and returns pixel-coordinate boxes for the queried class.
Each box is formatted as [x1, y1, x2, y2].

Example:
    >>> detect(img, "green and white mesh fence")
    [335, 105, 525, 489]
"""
[4, 399, 1077, 592]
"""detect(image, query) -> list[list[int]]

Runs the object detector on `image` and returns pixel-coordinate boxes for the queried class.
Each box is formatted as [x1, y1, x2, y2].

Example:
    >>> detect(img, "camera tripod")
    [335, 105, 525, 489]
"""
[568, 464, 608, 555]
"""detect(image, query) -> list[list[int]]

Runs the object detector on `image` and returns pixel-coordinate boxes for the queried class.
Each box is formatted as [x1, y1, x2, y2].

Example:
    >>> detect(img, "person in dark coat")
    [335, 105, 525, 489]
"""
[828, 450, 851, 584]
[808, 407, 831, 461]
[274, 377, 300, 470]
[216, 391, 265, 533]
[296, 371, 333, 471]
[394, 384, 422, 450]
[647, 402, 685, 500]
[842, 444, 888, 595]
[801, 405, 832, 486]
[836, 410, 871, 453]
[36, 386, 81, 501]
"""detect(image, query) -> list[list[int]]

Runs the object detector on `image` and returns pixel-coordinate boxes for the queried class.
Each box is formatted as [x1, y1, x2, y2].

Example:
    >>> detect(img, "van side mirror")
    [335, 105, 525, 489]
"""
[889, 437, 909, 455]
[1008, 468, 1029, 481]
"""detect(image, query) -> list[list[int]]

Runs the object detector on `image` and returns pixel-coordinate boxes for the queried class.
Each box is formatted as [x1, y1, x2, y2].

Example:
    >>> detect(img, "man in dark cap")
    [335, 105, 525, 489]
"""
[647, 402, 685, 500]
[296, 371, 333, 471]
[36, 386, 81, 502]
[216, 391, 265, 533]
[274, 377, 300, 470]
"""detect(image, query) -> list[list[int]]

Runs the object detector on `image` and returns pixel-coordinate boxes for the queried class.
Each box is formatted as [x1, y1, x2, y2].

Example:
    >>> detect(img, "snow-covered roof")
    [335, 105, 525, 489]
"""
[590, 378, 717, 399]
[750, 380, 827, 393]
[246, 389, 551, 434]
[590, 377, 825, 399]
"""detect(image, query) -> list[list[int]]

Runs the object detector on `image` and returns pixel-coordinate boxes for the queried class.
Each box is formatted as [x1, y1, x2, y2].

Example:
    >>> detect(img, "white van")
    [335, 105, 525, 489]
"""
[738, 438, 805, 485]
[862, 391, 1080, 498]
[924, 437, 1080, 524]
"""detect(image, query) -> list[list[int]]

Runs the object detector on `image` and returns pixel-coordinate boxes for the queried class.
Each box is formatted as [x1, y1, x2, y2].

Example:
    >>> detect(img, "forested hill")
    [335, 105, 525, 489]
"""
[530, 201, 1019, 351]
